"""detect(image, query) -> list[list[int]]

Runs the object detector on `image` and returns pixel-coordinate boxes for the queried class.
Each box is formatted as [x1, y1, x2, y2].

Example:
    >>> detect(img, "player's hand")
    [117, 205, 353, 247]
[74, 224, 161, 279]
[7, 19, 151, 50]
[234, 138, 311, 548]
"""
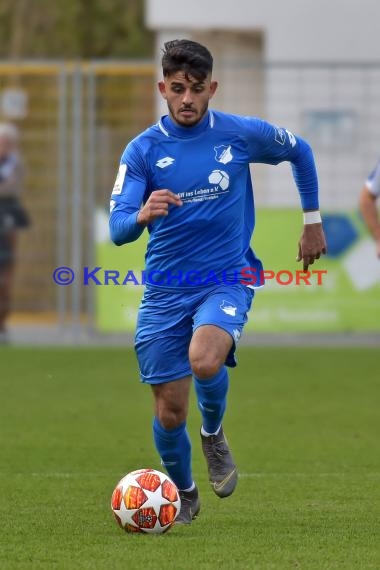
[297, 223, 327, 270]
[137, 189, 183, 225]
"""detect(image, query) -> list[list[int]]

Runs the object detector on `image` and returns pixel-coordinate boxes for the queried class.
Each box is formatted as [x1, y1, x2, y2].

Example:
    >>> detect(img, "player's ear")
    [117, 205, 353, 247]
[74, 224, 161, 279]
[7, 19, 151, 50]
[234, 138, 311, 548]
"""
[158, 81, 167, 99]
[209, 80, 218, 99]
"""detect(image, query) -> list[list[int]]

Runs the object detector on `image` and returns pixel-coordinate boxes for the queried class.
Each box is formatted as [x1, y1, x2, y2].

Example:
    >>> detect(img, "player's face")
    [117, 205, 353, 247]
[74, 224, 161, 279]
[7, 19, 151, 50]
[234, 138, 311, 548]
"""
[158, 71, 218, 127]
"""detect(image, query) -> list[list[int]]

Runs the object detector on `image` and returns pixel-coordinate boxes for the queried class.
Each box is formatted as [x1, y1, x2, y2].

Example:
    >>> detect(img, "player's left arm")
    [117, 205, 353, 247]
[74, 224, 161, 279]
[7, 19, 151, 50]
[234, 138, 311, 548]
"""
[243, 117, 327, 270]
[290, 136, 327, 270]
[297, 212, 327, 271]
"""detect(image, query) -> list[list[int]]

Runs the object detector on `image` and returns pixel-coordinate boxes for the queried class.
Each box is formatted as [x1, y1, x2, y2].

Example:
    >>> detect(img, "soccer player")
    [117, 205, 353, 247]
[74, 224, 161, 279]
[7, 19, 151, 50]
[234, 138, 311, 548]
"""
[359, 159, 380, 258]
[109, 39, 326, 524]
[0, 123, 29, 343]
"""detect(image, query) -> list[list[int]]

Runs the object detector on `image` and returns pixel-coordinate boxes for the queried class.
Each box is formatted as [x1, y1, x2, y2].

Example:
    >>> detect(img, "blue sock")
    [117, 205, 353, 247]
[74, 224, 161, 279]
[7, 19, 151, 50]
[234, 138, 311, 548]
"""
[153, 417, 193, 490]
[194, 366, 229, 434]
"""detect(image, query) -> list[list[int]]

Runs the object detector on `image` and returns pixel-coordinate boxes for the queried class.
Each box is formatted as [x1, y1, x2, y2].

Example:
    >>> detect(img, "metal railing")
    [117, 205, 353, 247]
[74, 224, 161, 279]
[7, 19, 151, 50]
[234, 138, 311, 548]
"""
[1, 61, 378, 331]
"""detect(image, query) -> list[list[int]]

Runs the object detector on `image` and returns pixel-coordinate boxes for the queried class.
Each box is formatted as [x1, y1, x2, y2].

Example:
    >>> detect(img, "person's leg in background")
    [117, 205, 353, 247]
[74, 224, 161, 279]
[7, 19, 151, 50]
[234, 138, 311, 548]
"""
[0, 231, 16, 342]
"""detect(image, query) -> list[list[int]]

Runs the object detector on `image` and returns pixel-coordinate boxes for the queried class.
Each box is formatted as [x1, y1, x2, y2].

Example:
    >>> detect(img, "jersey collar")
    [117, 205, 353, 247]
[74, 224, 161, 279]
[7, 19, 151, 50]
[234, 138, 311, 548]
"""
[158, 110, 214, 138]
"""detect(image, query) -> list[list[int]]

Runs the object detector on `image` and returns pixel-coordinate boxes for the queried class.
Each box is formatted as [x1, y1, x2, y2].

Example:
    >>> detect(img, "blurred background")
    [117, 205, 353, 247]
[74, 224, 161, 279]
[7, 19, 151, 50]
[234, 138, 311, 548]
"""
[1, 0, 380, 344]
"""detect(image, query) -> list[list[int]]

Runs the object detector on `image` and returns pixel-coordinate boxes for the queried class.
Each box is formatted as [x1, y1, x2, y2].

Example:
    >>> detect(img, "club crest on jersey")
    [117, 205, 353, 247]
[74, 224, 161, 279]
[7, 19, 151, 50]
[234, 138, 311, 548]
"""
[214, 145, 233, 164]
[220, 300, 237, 316]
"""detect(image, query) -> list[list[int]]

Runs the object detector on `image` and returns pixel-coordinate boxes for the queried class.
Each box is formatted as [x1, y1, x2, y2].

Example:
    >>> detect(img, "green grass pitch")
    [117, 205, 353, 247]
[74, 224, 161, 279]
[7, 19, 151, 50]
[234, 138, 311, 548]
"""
[0, 346, 379, 569]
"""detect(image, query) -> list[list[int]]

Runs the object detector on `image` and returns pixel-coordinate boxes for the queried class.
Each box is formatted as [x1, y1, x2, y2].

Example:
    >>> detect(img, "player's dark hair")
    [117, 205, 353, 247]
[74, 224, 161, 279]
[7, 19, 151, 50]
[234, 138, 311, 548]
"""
[161, 39, 213, 81]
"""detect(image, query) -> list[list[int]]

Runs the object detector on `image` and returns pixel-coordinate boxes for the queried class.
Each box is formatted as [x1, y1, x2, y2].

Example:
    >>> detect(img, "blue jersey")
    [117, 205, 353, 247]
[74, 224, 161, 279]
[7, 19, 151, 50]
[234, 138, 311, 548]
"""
[109, 110, 319, 288]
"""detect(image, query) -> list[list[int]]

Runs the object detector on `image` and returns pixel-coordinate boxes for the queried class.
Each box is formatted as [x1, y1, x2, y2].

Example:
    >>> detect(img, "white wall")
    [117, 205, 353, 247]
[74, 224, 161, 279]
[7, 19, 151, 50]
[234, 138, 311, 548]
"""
[146, 0, 380, 62]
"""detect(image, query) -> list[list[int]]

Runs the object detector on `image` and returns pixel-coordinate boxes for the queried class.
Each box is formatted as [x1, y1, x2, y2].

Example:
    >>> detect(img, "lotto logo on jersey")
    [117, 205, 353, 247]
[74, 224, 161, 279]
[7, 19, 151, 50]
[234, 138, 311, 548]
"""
[232, 329, 241, 342]
[275, 127, 296, 147]
[156, 156, 175, 169]
[275, 127, 286, 145]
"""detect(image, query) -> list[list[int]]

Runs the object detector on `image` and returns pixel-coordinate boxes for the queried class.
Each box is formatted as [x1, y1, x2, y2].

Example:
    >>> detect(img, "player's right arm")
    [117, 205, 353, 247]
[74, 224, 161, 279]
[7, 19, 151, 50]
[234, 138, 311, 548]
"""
[136, 190, 182, 226]
[109, 141, 181, 246]
[359, 163, 380, 257]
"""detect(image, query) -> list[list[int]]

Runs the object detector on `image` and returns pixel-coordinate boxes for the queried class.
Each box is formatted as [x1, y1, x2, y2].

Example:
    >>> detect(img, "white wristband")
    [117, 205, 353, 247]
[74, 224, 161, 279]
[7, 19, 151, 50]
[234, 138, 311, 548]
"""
[303, 211, 321, 224]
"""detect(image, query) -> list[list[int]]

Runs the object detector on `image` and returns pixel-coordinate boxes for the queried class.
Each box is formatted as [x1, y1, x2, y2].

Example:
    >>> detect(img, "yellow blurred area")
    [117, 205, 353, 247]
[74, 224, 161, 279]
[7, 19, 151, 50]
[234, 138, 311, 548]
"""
[1, 62, 155, 325]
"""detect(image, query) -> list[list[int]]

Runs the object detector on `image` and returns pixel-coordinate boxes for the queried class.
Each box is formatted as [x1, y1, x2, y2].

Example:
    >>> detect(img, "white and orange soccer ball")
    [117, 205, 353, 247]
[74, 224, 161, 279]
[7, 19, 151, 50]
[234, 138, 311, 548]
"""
[111, 469, 181, 534]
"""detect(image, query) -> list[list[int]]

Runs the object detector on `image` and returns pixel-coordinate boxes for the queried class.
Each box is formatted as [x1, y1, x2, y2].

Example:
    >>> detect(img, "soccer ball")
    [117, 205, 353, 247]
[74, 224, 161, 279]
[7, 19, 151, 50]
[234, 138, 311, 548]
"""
[111, 469, 181, 534]
[208, 169, 230, 190]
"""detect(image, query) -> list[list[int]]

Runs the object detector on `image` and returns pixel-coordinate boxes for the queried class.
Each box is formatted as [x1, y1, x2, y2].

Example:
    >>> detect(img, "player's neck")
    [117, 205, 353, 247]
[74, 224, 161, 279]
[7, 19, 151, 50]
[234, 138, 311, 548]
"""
[161, 111, 211, 138]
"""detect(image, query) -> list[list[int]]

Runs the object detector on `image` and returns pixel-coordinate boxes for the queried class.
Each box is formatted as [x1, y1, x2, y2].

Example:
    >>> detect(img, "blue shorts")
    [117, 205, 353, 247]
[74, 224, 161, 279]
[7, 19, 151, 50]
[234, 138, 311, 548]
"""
[134, 283, 254, 384]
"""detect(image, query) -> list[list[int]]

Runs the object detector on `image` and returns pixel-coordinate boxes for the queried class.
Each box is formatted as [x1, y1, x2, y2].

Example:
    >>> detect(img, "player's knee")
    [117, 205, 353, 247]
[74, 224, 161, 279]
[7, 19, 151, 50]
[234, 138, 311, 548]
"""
[157, 411, 186, 430]
[191, 354, 221, 380]
[156, 404, 187, 430]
